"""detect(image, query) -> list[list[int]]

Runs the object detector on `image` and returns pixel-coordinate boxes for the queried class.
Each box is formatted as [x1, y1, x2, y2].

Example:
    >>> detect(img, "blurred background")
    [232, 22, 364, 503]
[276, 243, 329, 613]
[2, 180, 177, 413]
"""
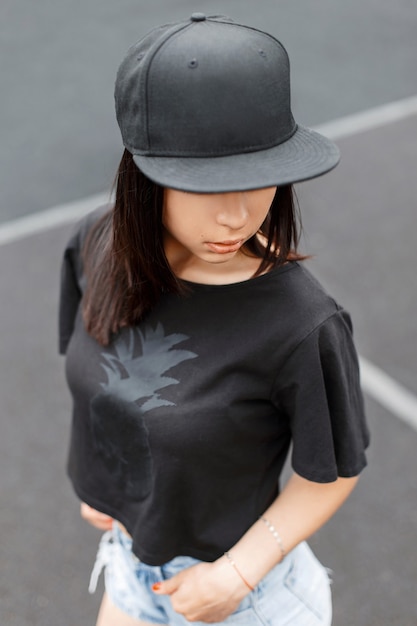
[1, 1, 416, 624]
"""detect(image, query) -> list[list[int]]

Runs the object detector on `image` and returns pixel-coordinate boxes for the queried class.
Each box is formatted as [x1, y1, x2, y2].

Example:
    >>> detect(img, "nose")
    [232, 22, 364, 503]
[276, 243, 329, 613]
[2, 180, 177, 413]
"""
[215, 193, 249, 230]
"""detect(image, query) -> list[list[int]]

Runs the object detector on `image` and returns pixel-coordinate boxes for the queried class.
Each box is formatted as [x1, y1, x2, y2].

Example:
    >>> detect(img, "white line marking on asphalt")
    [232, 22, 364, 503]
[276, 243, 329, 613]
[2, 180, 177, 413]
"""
[315, 93, 417, 140]
[1, 95, 417, 431]
[359, 357, 417, 432]
[0, 192, 110, 246]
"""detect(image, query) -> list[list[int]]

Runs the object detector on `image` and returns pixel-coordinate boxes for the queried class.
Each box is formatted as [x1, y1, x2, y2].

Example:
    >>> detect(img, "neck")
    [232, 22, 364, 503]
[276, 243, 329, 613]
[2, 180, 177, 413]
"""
[166, 247, 264, 286]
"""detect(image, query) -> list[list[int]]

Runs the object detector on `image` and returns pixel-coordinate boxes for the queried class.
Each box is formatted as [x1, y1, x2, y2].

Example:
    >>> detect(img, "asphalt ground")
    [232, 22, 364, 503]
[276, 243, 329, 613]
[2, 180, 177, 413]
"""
[1, 1, 417, 625]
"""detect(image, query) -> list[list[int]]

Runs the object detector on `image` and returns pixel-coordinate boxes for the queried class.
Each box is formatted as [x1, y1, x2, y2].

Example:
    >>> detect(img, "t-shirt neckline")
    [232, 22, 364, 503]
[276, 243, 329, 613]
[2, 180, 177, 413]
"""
[178, 261, 298, 292]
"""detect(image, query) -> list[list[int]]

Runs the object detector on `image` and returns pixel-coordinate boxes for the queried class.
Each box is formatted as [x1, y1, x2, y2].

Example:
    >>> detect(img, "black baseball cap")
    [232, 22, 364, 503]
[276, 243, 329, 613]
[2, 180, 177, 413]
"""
[115, 14, 340, 192]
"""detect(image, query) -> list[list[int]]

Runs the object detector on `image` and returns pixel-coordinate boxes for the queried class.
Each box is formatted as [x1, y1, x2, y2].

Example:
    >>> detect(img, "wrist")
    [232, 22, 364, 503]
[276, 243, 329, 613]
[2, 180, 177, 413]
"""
[224, 551, 255, 592]
[226, 517, 287, 586]
[212, 554, 252, 600]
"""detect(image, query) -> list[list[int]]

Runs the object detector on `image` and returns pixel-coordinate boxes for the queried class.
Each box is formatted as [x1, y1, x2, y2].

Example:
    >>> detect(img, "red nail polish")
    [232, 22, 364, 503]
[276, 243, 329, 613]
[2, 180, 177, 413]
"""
[152, 582, 161, 591]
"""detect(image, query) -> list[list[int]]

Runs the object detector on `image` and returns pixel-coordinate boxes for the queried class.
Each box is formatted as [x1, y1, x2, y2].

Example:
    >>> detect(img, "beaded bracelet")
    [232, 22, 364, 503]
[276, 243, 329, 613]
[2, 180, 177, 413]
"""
[224, 551, 255, 591]
[260, 516, 286, 561]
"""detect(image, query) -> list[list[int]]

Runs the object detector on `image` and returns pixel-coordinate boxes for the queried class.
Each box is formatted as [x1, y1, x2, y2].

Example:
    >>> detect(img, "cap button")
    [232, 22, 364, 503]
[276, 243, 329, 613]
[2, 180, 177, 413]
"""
[190, 13, 206, 22]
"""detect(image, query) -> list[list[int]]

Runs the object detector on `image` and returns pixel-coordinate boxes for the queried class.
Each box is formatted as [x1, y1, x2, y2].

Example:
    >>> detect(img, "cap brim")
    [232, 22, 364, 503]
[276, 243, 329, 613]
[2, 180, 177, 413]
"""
[132, 125, 340, 193]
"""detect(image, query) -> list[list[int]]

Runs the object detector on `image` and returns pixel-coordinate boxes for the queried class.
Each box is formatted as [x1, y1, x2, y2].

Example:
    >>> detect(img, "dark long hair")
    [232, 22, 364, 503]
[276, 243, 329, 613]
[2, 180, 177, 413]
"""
[82, 149, 306, 345]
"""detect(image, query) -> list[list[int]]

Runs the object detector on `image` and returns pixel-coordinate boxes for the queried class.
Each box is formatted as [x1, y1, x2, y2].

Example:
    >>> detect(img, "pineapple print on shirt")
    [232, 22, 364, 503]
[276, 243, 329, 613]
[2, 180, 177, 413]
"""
[90, 323, 198, 500]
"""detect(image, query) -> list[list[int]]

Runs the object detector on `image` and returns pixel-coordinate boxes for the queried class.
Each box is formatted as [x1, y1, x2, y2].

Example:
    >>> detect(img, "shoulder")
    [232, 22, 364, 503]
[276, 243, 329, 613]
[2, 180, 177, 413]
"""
[236, 262, 352, 367]
[267, 261, 342, 331]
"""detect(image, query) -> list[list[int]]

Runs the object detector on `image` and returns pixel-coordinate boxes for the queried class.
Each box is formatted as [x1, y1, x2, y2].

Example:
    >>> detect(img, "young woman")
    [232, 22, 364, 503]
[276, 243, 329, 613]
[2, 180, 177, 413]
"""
[59, 14, 369, 626]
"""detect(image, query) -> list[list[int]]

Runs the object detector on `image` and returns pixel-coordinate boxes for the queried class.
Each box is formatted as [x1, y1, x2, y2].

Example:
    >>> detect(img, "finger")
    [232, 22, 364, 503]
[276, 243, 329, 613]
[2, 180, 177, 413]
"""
[152, 577, 179, 596]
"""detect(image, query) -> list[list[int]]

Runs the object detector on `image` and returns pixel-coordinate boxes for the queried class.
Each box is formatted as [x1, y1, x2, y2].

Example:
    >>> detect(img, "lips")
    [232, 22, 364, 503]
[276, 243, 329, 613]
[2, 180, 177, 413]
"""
[205, 240, 244, 254]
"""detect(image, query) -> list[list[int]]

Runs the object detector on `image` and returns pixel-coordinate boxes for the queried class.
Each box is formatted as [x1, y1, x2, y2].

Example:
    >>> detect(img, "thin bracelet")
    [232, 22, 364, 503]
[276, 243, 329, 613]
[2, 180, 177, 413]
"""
[260, 516, 286, 561]
[224, 551, 254, 592]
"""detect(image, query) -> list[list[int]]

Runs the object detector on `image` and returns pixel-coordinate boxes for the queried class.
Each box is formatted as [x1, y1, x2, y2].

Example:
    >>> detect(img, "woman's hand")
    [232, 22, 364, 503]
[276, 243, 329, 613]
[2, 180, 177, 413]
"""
[152, 556, 251, 623]
[80, 502, 114, 531]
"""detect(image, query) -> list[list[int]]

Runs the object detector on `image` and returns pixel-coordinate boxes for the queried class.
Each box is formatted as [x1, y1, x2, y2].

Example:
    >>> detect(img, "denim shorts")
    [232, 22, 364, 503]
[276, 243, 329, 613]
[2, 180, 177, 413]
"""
[89, 524, 332, 625]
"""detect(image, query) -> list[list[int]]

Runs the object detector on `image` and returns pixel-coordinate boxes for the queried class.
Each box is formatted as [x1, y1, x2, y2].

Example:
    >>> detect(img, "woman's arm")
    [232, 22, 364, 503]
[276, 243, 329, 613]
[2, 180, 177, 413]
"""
[153, 472, 359, 623]
[230, 472, 359, 585]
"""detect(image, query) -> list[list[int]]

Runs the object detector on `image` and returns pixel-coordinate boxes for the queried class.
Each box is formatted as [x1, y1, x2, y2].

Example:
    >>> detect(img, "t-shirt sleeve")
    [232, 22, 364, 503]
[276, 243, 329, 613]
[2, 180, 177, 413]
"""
[58, 229, 82, 355]
[58, 204, 111, 355]
[272, 308, 370, 483]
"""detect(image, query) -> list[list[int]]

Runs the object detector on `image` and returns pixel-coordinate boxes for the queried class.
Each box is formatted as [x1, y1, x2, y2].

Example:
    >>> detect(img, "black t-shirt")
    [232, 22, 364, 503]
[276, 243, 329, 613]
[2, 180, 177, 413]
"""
[59, 207, 369, 565]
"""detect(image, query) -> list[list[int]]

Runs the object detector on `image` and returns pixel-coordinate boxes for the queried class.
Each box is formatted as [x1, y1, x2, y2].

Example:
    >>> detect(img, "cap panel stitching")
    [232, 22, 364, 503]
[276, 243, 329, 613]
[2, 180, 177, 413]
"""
[142, 22, 192, 151]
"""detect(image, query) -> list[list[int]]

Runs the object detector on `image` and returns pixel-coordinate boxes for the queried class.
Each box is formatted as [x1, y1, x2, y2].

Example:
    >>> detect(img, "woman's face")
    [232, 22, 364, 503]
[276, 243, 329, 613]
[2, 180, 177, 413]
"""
[162, 187, 277, 279]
